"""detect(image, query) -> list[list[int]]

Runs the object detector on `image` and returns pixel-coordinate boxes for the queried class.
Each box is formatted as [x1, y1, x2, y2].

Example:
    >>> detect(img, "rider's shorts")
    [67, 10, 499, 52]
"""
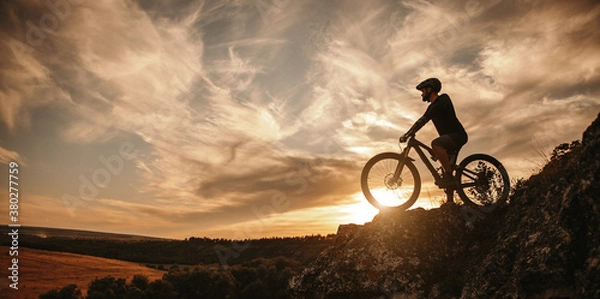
[432, 132, 468, 153]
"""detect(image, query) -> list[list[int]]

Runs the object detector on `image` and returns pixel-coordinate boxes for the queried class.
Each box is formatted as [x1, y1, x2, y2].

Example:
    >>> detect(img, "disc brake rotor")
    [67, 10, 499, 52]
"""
[384, 173, 402, 189]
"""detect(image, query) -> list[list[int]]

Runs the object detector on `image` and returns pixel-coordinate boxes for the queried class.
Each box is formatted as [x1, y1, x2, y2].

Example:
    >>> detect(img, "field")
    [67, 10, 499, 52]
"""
[0, 246, 166, 299]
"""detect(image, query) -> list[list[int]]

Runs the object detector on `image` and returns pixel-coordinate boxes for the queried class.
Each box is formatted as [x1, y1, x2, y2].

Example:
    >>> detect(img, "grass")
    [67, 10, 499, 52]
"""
[0, 246, 166, 299]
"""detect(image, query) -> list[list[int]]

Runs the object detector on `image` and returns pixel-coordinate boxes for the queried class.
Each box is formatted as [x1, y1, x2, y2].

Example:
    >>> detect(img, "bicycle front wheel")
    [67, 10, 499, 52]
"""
[456, 154, 510, 212]
[360, 152, 421, 210]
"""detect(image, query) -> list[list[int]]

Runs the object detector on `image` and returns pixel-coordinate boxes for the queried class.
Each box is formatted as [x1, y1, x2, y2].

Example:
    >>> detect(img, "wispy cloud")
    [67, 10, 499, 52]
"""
[1, 0, 599, 238]
[0, 146, 24, 165]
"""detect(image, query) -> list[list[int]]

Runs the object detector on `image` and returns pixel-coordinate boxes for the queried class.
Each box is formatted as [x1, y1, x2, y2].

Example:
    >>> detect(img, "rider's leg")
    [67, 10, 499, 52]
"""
[431, 135, 455, 176]
[433, 137, 455, 200]
[432, 145, 452, 174]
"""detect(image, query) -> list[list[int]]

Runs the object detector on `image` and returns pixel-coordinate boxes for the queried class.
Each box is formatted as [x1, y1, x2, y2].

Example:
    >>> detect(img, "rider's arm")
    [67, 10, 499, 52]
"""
[405, 116, 429, 136]
[403, 96, 445, 138]
[400, 116, 429, 142]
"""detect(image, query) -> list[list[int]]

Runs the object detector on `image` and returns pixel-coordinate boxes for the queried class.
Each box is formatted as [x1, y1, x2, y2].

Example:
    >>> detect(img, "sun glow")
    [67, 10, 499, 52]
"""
[368, 187, 414, 207]
[335, 187, 447, 227]
[336, 193, 380, 224]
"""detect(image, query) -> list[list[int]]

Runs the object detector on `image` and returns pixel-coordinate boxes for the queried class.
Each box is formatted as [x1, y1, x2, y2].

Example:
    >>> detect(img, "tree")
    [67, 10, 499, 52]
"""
[125, 287, 143, 299]
[131, 275, 149, 291]
[164, 268, 236, 299]
[143, 280, 177, 299]
[39, 289, 61, 299]
[39, 284, 83, 299]
[240, 279, 271, 299]
[87, 276, 127, 299]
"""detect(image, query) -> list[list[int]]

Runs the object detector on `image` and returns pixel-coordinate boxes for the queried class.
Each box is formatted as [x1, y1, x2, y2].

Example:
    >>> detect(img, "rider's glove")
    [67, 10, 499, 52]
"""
[399, 133, 411, 143]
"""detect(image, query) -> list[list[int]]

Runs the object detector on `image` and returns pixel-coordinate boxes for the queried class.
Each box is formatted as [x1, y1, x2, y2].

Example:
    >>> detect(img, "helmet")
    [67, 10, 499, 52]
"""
[416, 78, 442, 93]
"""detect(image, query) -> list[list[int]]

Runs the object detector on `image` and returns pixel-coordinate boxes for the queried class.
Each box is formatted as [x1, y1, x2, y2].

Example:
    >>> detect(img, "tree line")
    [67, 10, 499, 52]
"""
[40, 256, 303, 299]
[20, 233, 335, 266]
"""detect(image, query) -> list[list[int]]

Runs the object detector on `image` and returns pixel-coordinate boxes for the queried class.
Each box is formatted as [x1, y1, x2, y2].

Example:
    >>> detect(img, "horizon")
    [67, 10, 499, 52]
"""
[1, 0, 599, 239]
[0, 224, 339, 241]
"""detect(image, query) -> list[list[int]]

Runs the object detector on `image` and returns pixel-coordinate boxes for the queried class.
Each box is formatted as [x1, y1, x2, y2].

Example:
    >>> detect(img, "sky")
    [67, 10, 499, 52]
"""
[1, 0, 599, 240]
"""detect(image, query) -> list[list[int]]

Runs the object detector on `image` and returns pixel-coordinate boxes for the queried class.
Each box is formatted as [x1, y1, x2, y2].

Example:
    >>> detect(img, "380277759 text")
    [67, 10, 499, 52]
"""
[8, 161, 20, 291]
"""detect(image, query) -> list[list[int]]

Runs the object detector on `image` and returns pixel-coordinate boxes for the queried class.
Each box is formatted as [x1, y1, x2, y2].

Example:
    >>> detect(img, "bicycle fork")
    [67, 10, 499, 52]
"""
[391, 146, 413, 184]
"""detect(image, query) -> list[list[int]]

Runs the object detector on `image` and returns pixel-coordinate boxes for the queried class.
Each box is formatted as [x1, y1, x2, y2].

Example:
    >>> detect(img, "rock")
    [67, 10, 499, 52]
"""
[290, 113, 600, 299]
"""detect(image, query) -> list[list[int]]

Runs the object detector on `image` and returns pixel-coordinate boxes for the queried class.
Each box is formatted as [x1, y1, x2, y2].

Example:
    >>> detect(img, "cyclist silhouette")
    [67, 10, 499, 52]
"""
[400, 78, 468, 187]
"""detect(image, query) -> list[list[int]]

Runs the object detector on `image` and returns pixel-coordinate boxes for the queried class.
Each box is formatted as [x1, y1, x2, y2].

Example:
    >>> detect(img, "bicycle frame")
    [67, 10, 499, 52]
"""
[397, 137, 445, 185]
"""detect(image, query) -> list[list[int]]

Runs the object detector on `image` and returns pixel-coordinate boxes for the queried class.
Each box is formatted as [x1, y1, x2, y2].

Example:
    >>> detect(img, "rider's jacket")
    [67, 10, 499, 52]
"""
[423, 94, 466, 137]
[406, 93, 468, 148]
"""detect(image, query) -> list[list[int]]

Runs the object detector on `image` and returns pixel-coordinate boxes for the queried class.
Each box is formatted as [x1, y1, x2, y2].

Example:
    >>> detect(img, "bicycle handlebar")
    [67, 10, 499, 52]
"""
[399, 133, 415, 144]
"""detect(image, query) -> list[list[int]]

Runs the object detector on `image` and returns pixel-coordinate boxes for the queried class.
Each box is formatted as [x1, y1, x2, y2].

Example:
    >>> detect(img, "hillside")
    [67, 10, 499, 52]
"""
[290, 113, 600, 299]
[0, 246, 165, 299]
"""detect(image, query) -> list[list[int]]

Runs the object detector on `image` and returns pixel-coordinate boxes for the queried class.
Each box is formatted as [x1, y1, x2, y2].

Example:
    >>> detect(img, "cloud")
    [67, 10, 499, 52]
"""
[1, 0, 600, 238]
[472, 2, 600, 141]
[0, 36, 70, 132]
[0, 145, 24, 165]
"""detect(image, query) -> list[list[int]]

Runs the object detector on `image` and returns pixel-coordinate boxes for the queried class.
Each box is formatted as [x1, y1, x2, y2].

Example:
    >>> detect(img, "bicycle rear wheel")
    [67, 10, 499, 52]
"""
[361, 152, 421, 210]
[456, 154, 509, 212]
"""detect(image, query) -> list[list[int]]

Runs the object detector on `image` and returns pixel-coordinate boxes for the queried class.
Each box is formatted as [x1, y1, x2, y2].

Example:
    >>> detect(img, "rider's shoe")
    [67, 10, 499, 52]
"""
[436, 173, 456, 188]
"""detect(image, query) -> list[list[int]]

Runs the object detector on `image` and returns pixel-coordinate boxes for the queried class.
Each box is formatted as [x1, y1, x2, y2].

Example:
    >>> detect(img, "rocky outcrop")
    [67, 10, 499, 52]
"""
[461, 114, 600, 299]
[290, 113, 600, 299]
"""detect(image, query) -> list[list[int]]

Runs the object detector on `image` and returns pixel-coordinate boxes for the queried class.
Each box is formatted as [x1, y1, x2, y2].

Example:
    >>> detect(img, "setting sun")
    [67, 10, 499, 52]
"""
[336, 194, 380, 224]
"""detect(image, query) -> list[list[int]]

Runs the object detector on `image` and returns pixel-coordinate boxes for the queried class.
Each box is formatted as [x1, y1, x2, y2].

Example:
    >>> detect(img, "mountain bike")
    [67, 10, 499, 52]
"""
[360, 134, 510, 212]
